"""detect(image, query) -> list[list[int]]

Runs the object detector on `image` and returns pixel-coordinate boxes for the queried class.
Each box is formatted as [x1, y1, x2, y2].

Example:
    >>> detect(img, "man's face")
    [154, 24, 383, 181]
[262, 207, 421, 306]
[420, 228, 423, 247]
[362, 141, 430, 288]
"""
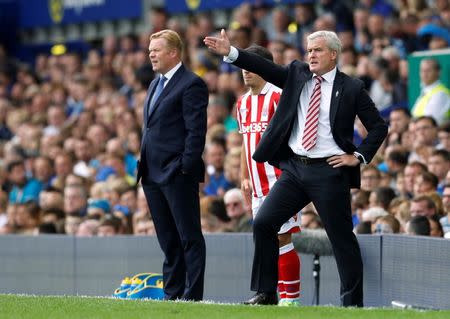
[442, 188, 450, 213]
[389, 110, 409, 134]
[420, 60, 439, 86]
[361, 169, 380, 192]
[242, 69, 265, 89]
[403, 166, 416, 192]
[148, 38, 176, 74]
[427, 155, 450, 180]
[410, 200, 434, 217]
[307, 37, 337, 75]
[414, 119, 437, 146]
[9, 164, 26, 186]
[225, 196, 245, 219]
[206, 144, 225, 171]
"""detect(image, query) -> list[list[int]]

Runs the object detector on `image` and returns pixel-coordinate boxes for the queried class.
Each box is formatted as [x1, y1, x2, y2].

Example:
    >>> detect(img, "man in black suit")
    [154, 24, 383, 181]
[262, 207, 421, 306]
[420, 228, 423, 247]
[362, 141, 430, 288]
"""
[205, 30, 388, 306]
[137, 29, 208, 301]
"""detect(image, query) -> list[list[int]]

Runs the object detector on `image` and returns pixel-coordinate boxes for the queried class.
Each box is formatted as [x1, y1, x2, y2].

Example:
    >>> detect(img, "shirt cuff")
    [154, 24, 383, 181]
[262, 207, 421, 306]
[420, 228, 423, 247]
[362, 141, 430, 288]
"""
[354, 151, 367, 164]
[223, 46, 239, 63]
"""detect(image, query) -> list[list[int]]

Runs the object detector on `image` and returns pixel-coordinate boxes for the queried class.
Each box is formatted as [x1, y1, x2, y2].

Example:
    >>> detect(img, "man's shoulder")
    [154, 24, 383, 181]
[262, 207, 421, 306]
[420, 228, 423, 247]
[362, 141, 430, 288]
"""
[338, 71, 365, 90]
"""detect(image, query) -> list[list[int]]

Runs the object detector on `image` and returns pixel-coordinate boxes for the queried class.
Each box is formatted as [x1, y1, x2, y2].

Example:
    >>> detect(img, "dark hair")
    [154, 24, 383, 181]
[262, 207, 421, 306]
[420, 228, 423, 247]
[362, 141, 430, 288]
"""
[387, 150, 409, 166]
[408, 215, 430, 236]
[417, 171, 439, 189]
[6, 160, 24, 172]
[415, 115, 438, 128]
[373, 187, 396, 210]
[430, 149, 450, 162]
[38, 223, 58, 234]
[428, 215, 444, 237]
[244, 45, 273, 62]
[390, 106, 411, 118]
[355, 221, 372, 234]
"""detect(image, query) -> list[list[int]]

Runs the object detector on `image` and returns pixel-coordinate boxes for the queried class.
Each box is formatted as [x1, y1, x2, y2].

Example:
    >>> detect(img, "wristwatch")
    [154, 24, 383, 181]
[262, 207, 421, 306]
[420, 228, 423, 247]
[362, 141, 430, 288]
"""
[353, 152, 364, 164]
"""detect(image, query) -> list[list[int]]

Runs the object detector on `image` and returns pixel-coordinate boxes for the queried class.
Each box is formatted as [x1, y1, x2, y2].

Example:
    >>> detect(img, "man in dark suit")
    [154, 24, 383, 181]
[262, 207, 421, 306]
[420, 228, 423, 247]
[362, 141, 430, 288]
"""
[137, 29, 208, 301]
[205, 30, 388, 306]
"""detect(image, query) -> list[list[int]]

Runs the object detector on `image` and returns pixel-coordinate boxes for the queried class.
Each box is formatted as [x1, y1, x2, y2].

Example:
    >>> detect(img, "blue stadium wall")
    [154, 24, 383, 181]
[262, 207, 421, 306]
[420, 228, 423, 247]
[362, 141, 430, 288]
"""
[0, 234, 449, 309]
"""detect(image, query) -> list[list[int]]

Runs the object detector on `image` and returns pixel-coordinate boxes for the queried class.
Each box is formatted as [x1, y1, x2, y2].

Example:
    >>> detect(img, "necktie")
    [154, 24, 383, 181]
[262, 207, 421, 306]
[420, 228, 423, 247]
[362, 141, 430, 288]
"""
[302, 75, 323, 151]
[149, 75, 167, 114]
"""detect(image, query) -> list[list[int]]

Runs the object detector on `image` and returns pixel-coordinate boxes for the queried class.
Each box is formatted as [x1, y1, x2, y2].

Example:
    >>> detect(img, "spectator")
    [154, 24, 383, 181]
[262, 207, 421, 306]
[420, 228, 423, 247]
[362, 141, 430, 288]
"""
[406, 215, 430, 236]
[428, 215, 444, 238]
[76, 219, 100, 237]
[403, 161, 428, 198]
[426, 149, 450, 193]
[411, 59, 450, 125]
[300, 210, 323, 229]
[410, 195, 437, 218]
[97, 215, 122, 236]
[413, 171, 438, 195]
[437, 121, 450, 152]
[439, 184, 450, 236]
[7, 160, 42, 204]
[360, 165, 382, 192]
[63, 184, 88, 217]
[223, 188, 252, 232]
[369, 186, 396, 210]
[203, 138, 233, 196]
[372, 214, 400, 234]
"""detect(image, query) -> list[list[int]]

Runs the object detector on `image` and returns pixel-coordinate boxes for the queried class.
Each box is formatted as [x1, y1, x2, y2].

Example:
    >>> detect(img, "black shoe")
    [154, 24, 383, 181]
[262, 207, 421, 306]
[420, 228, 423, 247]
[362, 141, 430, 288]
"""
[243, 292, 278, 305]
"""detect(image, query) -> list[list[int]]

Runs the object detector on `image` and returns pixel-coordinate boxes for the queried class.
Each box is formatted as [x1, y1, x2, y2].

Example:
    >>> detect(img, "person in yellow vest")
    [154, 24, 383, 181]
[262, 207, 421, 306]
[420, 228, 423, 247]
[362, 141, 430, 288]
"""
[412, 59, 450, 125]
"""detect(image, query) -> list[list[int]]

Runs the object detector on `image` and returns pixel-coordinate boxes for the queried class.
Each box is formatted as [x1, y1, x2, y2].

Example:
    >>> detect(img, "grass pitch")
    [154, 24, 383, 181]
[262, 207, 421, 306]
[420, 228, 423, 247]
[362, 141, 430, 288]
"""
[1, 294, 449, 319]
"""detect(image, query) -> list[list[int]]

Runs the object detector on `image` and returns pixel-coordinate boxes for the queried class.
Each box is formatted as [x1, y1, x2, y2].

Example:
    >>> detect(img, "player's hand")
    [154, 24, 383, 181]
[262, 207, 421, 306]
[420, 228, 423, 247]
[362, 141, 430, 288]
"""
[204, 29, 231, 56]
[327, 154, 360, 168]
[241, 178, 253, 207]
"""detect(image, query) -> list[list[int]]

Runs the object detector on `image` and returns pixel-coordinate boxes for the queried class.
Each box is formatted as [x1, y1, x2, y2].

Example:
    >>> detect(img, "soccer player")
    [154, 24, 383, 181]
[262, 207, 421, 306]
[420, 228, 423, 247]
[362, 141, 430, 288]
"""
[237, 45, 301, 306]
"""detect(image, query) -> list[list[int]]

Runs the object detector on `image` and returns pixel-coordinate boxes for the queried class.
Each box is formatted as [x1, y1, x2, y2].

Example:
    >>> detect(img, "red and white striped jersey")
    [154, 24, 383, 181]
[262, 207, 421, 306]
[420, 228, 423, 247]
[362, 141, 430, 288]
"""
[237, 82, 282, 198]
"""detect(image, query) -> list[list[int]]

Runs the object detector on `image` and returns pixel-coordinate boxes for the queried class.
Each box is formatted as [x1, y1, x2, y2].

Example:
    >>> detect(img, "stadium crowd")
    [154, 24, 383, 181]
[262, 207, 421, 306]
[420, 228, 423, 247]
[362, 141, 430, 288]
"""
[0, 0, 450, 238]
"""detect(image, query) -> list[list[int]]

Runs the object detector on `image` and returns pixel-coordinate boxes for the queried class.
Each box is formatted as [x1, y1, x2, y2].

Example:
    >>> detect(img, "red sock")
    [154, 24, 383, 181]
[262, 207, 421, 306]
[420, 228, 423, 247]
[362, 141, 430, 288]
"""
[278, 243, 300, 300]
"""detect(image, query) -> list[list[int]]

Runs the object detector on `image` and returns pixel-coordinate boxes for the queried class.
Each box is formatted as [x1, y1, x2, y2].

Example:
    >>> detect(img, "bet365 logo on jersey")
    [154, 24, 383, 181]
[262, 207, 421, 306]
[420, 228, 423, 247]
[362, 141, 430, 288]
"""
[239, 122, 268, 134]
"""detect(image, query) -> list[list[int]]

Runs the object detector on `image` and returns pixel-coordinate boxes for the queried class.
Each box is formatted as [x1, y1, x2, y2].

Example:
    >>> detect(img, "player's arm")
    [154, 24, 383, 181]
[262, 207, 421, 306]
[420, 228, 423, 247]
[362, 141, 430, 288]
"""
[240, 143, 252, 207]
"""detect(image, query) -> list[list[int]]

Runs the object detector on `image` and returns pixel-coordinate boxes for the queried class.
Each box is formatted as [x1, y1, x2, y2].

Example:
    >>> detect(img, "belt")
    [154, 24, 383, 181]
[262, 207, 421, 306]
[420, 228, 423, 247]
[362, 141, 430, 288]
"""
[292, 154, 330, 164]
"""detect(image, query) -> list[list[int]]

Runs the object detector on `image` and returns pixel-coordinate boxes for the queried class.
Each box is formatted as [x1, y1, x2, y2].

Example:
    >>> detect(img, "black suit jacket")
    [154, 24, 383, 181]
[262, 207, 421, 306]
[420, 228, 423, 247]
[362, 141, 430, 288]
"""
[232, 49, 388, 188]
[137, 64, 208, 184]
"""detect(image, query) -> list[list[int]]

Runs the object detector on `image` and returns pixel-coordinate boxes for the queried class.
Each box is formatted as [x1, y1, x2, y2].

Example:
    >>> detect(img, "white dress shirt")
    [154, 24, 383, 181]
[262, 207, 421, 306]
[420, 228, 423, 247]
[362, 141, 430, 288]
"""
[288, 67, 345, 158]
[161, 62, 182, 87]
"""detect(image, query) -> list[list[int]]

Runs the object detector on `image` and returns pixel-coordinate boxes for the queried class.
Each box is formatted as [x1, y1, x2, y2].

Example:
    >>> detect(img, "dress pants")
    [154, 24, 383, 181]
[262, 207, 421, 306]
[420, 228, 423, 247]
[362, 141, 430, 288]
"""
[251, 157, 363, 307]
[142, 173, 206, 301]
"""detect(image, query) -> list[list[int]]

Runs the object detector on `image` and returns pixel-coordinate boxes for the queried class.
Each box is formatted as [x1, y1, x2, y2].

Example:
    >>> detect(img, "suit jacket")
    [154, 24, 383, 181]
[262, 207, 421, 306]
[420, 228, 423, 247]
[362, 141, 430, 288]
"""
[232, 49, 388, 188]
[137, 64, 208, 184]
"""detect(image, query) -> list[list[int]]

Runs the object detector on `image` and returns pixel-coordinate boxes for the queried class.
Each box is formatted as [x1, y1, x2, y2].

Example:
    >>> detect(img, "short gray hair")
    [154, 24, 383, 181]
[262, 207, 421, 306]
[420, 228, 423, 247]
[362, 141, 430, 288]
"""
[307, 30, 342, 55]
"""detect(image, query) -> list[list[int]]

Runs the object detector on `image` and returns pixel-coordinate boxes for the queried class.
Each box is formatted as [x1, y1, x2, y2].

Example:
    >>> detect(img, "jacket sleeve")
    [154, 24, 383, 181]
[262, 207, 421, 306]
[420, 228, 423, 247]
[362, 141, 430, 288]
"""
[233, 49, 289, 89]
[181, 76, 208, 173]
[355, 82, 388, 163]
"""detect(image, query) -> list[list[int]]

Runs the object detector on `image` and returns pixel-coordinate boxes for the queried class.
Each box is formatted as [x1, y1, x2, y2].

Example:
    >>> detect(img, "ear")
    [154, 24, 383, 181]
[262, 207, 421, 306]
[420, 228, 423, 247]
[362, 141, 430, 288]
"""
[169, 48, 179, 59]
[331, 50, 338, 62]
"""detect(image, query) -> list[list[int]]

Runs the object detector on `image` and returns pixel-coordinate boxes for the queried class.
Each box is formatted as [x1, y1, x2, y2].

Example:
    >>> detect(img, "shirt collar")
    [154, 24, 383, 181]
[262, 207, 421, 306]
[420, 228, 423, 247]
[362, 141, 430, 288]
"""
[245, 82, 278, 96]
[313, 66, 337, 84]
[422, 80, 441, 93]
[260, 82, 276, 95]
[162, 62, 182, 82]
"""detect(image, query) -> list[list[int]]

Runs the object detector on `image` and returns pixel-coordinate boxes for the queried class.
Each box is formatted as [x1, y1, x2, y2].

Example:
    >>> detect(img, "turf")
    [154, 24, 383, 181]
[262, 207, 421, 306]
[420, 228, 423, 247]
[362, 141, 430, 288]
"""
[1, 294, 449, 319]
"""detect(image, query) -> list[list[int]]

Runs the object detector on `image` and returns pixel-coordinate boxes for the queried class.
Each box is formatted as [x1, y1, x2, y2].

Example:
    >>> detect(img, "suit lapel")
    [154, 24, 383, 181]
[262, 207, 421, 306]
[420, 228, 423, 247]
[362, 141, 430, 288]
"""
[148, 65, 186, 121]
[329, 70, 344, 130]
[144, 78, 158, 123]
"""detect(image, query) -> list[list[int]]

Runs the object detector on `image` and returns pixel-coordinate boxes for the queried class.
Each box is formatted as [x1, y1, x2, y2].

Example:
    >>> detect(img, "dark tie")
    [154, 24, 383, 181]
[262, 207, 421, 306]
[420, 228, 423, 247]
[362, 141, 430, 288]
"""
[149, 75, 167, 114]
[302, 75, 323, 151]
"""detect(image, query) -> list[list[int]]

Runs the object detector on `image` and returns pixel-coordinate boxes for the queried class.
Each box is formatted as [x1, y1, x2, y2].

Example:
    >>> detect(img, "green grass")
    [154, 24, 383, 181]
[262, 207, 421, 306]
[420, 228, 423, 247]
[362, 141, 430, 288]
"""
[0, 294, 449, 319]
